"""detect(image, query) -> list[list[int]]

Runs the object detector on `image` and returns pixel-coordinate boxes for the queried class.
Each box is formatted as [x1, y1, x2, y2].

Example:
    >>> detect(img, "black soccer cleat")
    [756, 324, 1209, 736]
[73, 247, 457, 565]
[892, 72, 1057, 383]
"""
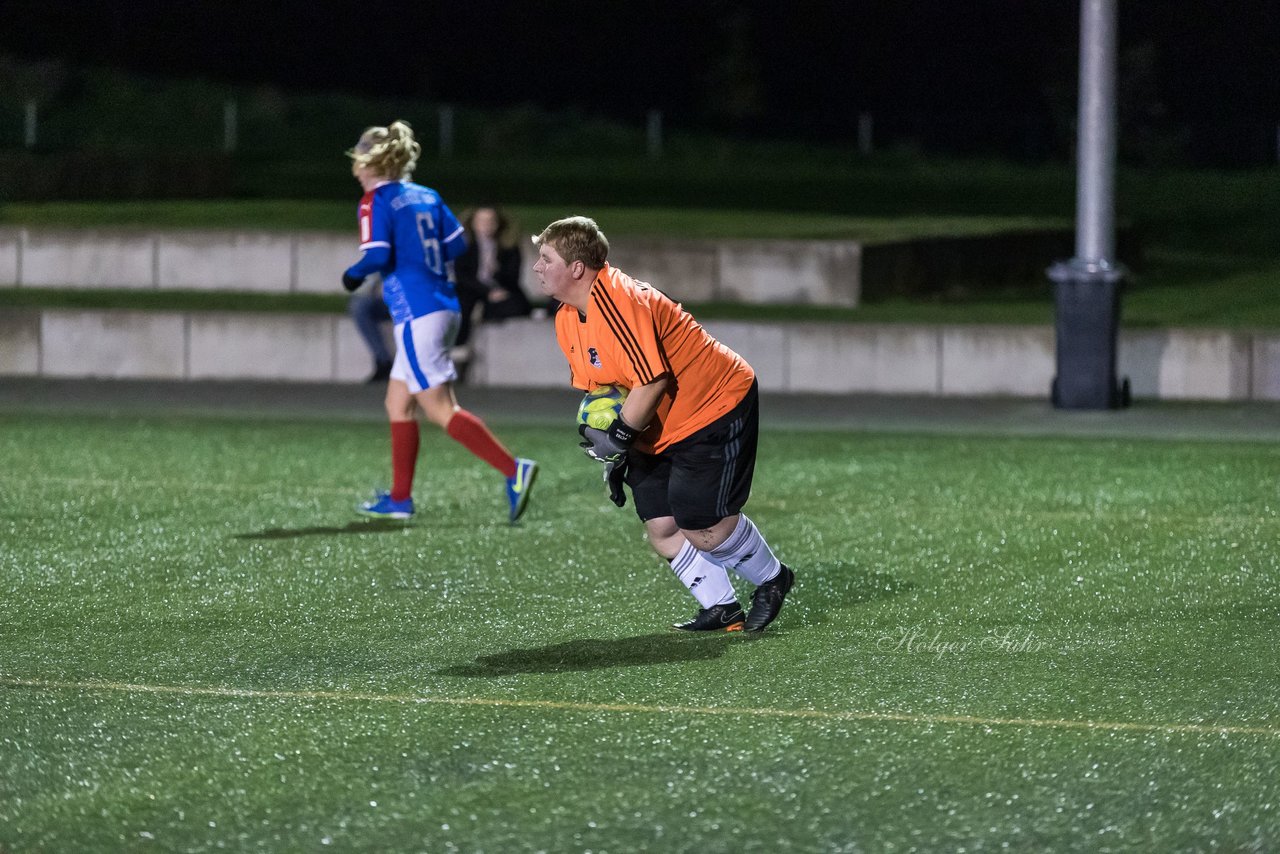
[743, 564, 794, 633]
[672, 602, 745, 633]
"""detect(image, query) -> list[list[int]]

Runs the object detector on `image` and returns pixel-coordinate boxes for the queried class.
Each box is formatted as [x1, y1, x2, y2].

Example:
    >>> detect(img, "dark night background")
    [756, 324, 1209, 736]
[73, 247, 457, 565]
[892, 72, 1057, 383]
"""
[1, 0, 1278, 165]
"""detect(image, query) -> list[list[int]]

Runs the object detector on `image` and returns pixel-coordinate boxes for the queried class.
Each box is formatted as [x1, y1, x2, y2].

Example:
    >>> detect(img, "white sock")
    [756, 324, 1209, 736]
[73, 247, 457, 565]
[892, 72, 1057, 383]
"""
[708, 515, 781, 585]
[670, 540, 737, 608]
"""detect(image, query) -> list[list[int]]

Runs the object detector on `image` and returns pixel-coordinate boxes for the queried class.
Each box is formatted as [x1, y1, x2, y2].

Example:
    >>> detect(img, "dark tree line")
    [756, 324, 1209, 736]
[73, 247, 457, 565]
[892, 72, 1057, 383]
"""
[2, 0, 1276, 165]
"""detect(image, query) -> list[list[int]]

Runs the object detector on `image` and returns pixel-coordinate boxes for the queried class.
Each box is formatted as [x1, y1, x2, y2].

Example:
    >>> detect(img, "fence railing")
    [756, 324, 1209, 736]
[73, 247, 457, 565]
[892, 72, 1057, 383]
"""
[1, 64, 1276, 202]
[4, 63, 1273, 167]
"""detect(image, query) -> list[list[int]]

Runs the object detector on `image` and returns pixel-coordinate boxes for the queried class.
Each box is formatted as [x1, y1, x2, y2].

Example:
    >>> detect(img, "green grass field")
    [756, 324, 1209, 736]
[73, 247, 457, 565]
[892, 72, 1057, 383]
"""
[2, 398, 1278, 852]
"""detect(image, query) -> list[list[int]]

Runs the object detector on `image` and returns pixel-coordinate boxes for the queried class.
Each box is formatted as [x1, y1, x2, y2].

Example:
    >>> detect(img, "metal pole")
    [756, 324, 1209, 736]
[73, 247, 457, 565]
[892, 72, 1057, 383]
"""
[223, 99, 238, 153]
[1075, 0, 1117, 264]
[646, 109, 663, 159]
[24, 99, 37, 149]
[857, 112, 873, 155]
[438, 105, 454, 158]
[1047, 0, 1128, 410]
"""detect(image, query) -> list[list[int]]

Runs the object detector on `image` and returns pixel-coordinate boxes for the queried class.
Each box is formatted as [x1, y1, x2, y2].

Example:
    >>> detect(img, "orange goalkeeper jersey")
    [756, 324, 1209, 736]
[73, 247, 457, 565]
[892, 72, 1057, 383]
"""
[554, 263, 755, 453]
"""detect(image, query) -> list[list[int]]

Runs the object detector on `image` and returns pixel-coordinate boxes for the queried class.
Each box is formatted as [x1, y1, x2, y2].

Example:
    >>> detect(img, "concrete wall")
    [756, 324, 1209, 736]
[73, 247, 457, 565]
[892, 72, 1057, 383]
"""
[1, 226, 1273, 400]
[0, 308, 372, 383]
[0, 227, 862, 306]
[0, 228, 341, 294]
[607, 238, 863, 306]
[4, 307, 1277, 401]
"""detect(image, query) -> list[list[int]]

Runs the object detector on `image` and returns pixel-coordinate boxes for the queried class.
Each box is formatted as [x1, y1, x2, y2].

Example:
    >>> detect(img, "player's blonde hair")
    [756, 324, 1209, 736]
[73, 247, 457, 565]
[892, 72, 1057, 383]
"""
[348, 120, 420, 179]
[533, 216, 610, 269]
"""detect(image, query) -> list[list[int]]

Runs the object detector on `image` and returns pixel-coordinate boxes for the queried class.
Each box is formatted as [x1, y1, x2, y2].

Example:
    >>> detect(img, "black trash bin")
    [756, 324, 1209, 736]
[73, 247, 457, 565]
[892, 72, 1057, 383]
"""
[1048, 261, 1130, 410]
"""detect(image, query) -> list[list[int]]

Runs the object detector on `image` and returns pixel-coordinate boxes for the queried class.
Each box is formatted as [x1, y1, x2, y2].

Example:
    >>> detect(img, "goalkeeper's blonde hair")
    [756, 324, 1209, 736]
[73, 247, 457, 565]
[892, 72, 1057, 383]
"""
[348, 120, 420, 180]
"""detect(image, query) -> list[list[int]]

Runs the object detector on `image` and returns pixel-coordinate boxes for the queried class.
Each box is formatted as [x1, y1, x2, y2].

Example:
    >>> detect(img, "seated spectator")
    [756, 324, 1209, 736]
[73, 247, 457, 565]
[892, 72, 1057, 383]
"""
[453, 206, 533, 349]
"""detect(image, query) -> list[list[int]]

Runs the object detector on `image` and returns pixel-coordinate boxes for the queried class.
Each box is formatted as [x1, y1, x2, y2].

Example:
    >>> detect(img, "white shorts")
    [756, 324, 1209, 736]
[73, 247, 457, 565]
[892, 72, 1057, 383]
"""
[391, 311, 460, 393]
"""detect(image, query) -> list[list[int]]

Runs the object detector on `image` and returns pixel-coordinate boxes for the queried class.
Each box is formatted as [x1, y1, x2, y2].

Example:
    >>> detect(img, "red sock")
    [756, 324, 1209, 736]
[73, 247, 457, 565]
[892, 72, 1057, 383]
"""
[390, 420, 420, 500]
[446, 409, 517, 478]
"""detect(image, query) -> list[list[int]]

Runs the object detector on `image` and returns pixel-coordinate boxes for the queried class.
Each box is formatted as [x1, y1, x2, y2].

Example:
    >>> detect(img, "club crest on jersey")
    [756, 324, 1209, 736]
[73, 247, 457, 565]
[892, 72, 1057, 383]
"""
[588, 347, 602, 368]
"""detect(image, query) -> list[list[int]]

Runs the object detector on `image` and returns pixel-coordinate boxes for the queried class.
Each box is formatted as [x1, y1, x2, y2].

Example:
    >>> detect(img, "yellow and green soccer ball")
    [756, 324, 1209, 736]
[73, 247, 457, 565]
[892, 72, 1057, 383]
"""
[576, 384, 629, 431]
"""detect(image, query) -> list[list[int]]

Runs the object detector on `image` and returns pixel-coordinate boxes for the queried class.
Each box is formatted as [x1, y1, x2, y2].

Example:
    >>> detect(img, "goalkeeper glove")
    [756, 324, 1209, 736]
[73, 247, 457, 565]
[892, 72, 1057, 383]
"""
[342, 271, 365, 292]
[579, 419, 639, 508]
[603, 457, 628, 507]
[578, 419, 637, 463]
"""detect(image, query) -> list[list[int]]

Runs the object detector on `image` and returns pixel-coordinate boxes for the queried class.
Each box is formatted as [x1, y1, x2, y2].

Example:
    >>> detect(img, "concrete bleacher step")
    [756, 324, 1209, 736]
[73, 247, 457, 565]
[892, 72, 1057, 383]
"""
[3, 308, 1276, 401]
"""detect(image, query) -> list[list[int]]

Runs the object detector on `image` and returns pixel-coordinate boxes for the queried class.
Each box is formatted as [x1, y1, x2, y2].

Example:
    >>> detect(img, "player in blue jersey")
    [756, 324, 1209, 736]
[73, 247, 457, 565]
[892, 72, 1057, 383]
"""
[342, 121, 537, 523]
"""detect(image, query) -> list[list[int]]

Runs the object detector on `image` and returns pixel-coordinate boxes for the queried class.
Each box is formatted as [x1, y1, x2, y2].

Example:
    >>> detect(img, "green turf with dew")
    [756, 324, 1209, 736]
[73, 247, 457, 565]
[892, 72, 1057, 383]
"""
[0, 411, 1277, 851]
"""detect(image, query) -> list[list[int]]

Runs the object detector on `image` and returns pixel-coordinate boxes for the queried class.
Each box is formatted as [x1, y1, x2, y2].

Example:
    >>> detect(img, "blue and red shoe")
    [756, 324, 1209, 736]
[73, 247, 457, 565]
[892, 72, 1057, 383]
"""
[357, 491, 414, 520]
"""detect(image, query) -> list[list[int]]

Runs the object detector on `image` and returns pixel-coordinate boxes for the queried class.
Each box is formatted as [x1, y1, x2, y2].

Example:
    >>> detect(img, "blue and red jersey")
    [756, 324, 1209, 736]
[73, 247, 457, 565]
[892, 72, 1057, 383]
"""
[344, 180, 468, 324]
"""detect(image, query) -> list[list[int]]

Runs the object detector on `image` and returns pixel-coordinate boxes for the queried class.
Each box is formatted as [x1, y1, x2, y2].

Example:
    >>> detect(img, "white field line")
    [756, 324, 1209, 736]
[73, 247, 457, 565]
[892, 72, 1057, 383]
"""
[36, 477, 356, 496]
[3, 676, 1278, 739]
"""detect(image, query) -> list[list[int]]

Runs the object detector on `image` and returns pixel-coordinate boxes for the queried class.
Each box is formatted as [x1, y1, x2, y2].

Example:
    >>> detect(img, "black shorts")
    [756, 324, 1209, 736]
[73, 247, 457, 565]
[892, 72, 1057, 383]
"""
[627, 381, 760, 531]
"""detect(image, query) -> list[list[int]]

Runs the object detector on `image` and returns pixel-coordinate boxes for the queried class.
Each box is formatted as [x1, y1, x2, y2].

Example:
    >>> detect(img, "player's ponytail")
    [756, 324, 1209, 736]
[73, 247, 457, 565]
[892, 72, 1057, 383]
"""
[348, 120, 421, 180]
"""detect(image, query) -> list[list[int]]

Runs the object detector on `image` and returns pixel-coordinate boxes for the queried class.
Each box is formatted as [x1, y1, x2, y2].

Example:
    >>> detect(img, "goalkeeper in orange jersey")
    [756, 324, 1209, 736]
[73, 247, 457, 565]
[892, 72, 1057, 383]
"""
[532, 216, 795, 633]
